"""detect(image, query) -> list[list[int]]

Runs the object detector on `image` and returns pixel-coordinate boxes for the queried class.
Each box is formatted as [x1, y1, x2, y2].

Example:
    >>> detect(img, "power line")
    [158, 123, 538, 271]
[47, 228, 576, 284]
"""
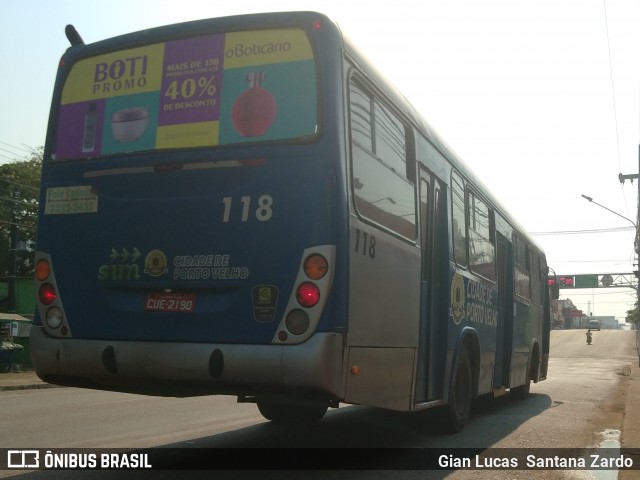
[0, 153, 20, 162]
[602, 0, 621, 171]
[549, 259, 631, 264]
[0, 178, 39, 192]
[0, 219, 37, 230]
[531, 226, 634, 235]
[0, 141, 33, 155]
[568, 290, 635, 296]
[0, 146, 29, 159]
[0, 196, 38, 210]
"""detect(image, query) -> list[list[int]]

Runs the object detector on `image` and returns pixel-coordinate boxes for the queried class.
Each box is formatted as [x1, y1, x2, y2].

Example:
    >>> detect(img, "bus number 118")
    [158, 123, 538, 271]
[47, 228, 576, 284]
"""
[354, 228, 376, 259]
[222, 195, 274, 223]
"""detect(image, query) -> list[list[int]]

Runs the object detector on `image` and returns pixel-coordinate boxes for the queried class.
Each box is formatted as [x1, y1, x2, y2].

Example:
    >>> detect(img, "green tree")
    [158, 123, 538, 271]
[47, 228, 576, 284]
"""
[627, 304, 640, 329]
[0, 148, 42, 277]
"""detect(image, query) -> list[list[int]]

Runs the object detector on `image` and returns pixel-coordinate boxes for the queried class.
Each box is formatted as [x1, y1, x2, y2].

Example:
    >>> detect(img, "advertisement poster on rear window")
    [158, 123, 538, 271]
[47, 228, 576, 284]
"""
[54, 29, 317, 160]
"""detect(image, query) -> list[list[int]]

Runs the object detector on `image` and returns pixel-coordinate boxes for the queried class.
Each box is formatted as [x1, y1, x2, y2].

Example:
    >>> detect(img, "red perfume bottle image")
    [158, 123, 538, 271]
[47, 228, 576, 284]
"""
[231, 72, 277, 137]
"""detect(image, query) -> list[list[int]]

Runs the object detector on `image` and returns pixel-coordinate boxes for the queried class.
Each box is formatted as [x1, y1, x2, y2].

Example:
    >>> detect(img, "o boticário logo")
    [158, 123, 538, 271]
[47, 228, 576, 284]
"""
[450, 272, 465, 325]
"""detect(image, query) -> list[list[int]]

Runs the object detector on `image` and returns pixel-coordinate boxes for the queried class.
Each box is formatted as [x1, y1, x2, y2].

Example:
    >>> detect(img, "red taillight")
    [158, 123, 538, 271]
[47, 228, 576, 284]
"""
[296, 282, 320, 308]
[39, 283, 57, 305]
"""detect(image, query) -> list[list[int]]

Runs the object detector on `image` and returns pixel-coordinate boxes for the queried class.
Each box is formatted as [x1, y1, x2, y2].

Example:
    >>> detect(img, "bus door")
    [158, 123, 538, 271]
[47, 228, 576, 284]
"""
[415, 167, 448, 403]
[494, 232, 514, 387]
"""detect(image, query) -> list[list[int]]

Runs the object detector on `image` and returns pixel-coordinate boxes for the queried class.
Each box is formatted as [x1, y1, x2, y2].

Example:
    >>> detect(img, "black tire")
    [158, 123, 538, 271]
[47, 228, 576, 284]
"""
[444, 345, 473, 432]
[256, 395, 328, 424]
[511, 372, 531, 401]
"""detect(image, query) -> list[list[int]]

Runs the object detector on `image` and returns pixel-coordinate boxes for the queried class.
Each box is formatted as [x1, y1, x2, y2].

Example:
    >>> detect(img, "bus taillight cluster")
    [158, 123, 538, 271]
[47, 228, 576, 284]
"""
[35, 257, 66, 331]
[278, 250, 333, 342]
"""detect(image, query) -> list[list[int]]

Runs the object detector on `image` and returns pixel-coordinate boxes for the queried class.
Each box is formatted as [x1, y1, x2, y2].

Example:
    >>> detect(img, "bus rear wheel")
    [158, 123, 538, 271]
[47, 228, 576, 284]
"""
[256, 394, 328, 424]
[445, 345, 473, 433]
[511, 378, 531, 400]
[511, 367, 532, 400]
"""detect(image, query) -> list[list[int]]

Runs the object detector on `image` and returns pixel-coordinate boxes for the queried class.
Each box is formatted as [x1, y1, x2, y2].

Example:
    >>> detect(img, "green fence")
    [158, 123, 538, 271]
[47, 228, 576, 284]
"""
[1, 278, 35, 368]
[0, 277, 35, 317]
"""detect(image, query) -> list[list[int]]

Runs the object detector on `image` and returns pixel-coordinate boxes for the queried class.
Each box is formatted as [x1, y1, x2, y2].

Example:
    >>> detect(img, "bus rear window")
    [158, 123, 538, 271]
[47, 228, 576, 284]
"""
[53, 28, 317, 161]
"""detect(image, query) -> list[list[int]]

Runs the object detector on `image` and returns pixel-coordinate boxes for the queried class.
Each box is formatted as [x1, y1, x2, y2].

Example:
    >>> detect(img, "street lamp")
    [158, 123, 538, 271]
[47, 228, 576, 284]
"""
[582, 194, 640, 334]
[581, 194, 637, 229]
[581, 193, 638, 266]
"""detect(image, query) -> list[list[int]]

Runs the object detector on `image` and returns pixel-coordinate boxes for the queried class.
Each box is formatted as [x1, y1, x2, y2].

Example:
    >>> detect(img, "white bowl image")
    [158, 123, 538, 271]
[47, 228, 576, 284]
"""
[111, 107, 149, 142]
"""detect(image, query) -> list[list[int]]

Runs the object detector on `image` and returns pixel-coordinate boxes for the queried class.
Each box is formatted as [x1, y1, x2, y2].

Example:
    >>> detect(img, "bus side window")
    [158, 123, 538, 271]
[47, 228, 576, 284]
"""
[374, 101, 407, 177]
[530, 253, 542, 305]
[468, 191, 496, 282]
[349, 80, 416, 239]
[514, 235, 531, 300]
[451, 171, 468, 268]
[350, 83, 373, 151]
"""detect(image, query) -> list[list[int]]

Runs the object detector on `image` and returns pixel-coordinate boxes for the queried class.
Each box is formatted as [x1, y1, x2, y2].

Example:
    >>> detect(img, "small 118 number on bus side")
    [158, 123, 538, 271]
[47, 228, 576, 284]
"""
[354, 228, 376, 259]
[222, 195, 273, 223]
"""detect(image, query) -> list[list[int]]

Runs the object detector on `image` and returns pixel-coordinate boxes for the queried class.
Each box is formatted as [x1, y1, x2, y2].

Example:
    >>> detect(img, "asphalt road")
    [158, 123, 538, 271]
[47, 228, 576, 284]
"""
[1, 329, 636, 479]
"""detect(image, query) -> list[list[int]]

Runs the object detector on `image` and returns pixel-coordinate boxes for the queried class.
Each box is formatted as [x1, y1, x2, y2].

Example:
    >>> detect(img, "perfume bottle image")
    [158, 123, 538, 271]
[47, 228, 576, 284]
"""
[82, 102, 98, 152]
[231, 72, 277, 137]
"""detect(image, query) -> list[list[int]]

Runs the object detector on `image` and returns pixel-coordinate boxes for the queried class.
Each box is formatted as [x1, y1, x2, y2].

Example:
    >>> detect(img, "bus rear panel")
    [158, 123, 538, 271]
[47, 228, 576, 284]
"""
[33, 14, 349, 406]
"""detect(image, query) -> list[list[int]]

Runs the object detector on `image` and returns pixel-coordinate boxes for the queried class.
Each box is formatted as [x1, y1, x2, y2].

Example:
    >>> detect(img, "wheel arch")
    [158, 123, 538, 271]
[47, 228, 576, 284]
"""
[447, 327, 481, 401]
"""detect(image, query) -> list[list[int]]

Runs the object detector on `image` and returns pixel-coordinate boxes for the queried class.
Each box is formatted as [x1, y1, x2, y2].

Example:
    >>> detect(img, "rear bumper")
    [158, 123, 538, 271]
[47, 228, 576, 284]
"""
[30, 326, 345, 398]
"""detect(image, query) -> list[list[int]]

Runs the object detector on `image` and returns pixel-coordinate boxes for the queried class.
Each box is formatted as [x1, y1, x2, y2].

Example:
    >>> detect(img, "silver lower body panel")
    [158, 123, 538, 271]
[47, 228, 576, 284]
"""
[31, 327, 344, 399]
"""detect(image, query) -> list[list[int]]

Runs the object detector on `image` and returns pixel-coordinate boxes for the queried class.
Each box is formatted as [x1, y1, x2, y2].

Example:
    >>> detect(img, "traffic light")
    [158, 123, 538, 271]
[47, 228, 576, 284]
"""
[547, 276, 560, 299]
[558, 276, 574, 287]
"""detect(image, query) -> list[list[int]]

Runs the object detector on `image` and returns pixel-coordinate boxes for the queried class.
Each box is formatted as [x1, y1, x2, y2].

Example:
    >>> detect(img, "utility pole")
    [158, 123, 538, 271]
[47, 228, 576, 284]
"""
[619, 146, 640, 331]
[7, 191, 17, 313]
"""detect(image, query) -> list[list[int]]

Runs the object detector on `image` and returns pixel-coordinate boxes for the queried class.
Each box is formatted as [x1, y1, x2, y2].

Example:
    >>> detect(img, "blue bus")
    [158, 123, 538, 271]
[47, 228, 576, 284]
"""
[32, 11, 551, 431]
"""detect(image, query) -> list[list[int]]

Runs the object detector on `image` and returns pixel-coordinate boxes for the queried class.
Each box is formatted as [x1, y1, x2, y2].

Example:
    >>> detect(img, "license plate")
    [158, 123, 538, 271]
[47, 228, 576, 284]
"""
[145, 292, 196, 312]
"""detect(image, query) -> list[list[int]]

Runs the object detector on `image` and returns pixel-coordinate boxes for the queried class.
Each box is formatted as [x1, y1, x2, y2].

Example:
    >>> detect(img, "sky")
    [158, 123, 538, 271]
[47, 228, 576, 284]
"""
[1, 0, 639, 321]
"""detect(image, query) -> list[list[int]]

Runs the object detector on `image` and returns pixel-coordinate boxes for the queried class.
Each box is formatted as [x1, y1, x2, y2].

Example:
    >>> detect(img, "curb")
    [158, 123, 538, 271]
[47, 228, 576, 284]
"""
[0, 383, 63, 392]
[619, 362, 640, 480]
[0, 370, 63, 392]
